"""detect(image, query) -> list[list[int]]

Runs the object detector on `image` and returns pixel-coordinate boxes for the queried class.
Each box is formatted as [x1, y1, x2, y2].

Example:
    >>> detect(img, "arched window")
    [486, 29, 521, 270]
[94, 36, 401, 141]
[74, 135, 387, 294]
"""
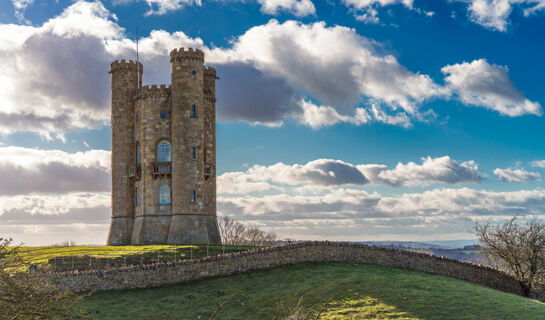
[157, 141, 171, 162]
[191, 105, 196, 117]
[191, 147, 196, 159]
[136, 143, 141, 164]
[191, 190, 196, 203]
[159, 185, 171, 205]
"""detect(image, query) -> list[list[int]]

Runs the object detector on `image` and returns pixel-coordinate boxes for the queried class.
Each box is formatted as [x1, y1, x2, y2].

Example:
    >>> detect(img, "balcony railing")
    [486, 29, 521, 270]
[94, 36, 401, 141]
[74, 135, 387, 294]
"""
[153, 162, 172, 175]
[128, 164, 141, 179]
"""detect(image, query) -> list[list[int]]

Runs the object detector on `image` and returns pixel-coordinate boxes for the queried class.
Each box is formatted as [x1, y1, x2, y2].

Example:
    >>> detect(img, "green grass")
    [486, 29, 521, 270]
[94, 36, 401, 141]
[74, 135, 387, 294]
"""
[16, 245, 255, 272]
[79, 262, 545, 319]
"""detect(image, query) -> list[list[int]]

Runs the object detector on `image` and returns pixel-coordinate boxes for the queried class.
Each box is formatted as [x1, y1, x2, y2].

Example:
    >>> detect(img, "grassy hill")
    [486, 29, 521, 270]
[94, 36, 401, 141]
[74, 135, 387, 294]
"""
[78, 262, 545, 320]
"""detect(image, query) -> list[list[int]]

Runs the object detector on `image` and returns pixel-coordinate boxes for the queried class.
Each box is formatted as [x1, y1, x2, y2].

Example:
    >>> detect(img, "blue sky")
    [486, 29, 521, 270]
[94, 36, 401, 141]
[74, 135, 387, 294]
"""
[0, 0, 544, 245]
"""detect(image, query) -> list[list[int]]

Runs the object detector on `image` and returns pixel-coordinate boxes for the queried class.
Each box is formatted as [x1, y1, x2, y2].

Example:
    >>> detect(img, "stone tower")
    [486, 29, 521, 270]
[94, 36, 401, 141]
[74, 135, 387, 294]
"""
[107, 48, 221, 245]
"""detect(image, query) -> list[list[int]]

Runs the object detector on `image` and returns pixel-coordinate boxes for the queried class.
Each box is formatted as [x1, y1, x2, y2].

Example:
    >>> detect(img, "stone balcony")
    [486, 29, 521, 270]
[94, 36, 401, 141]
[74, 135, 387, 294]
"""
[128, 164, 141, 179]
[153, 162, 172, 176]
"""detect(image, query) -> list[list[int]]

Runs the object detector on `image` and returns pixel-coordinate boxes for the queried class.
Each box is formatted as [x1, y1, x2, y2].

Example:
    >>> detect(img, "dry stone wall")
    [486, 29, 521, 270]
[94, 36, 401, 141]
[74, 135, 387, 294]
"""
[48, 242, 538, 300]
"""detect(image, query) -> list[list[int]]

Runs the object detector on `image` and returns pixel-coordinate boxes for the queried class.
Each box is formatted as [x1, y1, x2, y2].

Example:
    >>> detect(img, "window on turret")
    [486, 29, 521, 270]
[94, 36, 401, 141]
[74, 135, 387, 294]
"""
[191, 147, 196, 159]
[159, 185, 171, 205]
[191, 190, 196, 203]
[191, 105, 196, 117]
[136, 143, 141, 164]
[191, 70, 196, 75]
[157, 141, 171, 162]
[136, 187, 140, 207]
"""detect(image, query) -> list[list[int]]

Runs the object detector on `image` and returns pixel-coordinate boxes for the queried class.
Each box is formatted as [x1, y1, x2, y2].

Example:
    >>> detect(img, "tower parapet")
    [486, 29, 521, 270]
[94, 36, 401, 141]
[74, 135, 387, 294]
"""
[169, 47, 205, 63]
[138, 85, 171, 97]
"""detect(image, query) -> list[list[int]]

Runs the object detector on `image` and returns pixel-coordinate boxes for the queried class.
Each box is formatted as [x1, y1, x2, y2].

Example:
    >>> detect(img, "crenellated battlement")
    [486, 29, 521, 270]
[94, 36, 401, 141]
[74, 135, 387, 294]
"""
[139, 84, 171, 97]
[204, 66, 216, 78]
[169, 47, 205, 63]
[110, 59, 143, 73]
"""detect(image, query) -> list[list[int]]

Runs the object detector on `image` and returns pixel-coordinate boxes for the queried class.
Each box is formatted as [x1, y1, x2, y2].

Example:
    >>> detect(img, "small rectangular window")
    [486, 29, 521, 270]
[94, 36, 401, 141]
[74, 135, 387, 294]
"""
[191, 190, 196, 203]
[191, 147, 196, 159]
[136, 188, 140, 207]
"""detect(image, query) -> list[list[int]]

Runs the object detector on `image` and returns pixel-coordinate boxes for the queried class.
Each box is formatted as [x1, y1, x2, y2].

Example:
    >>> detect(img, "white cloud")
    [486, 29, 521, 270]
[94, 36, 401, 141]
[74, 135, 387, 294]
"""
[359, 156, 481, 186]
[0, 146, 110, 195]
[297, 100, 415, 128]
[218, 187, 545, 240]
[0, 192, 110, 217]
[441, 59, 542, 117]
[341, 0, 413, 23]
[0, 1, 539, 138]
[11, 0, 34, 23]
[297, 100, 363, 128]
[212, 19, 444, 126]
[454, 0, 545, 32]
[494, 167, 541, 182]
[41, 1, 123, 39]
[116, 0, 315, 17]
[531, 160, 545, 168]
[0, 1, 123, 140]
[143, 0, 202, 15]
[3, 185, 545, 244]
[218, 156, 481, 194]
[257, 0, 316, 17]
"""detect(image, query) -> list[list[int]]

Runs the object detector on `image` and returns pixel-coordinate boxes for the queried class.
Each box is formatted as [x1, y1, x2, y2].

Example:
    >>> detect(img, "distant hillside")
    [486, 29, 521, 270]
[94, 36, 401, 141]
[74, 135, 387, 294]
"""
[80, 262, 544, 319]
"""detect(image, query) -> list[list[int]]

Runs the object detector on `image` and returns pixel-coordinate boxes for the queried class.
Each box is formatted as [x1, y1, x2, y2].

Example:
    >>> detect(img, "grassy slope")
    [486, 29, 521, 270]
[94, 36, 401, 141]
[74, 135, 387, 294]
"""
[17, 245, 254, 271]
[79, 262, 545, 320]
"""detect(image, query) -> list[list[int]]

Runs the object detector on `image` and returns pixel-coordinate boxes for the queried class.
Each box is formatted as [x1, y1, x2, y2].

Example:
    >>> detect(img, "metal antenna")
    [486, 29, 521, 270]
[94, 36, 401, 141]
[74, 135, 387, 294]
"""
[136, 26, 140, 89]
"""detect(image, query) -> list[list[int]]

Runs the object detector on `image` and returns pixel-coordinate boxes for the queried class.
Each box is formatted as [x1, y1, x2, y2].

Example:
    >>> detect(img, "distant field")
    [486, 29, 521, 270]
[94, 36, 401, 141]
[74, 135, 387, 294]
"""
[79, 262, 545, 320]
[16, 245, 255, 271]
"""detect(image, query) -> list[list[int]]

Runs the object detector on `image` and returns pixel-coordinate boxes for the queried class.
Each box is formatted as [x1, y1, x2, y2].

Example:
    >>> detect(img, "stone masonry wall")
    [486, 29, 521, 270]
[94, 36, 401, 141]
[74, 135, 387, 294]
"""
[47, 242, 541, 301]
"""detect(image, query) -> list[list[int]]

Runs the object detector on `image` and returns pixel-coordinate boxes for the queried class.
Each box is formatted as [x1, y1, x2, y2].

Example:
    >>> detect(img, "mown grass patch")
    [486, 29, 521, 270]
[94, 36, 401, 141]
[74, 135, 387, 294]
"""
[79, 262, 545, 319]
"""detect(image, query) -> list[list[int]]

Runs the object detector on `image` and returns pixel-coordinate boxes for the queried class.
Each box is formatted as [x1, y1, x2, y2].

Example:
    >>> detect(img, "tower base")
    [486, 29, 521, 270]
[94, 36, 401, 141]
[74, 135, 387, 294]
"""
[107, 217, 134, 246]
[167, 214, 221, 244]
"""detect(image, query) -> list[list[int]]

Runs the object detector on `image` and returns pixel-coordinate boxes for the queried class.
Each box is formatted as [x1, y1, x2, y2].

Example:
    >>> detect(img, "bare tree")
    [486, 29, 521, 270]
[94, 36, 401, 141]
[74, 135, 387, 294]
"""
[218, 216, 278, 246]
[0, 238, 83, 319]
[474, 217, 545, 296]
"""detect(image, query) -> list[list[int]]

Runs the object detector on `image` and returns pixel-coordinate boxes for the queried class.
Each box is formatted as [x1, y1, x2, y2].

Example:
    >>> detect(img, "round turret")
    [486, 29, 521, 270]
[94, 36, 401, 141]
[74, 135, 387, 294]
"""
[110, 59, 143, 73]
[169, 47, 205, 63]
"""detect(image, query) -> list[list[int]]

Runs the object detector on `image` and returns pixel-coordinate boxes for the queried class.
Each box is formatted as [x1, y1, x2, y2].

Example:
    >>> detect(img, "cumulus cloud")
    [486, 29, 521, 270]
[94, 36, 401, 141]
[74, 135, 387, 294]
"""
[0, 192, 110, 245]
[212, 19, 444, 123]
[442, 59, 542, 117]
[0, 192, 110, 218]
[359, 156, 481, 186]
[257, 0, 316, 17]
[341, 0, 413, 23]
[143, 0, 201, 15]
[11, 0, 34, 23]
[531, 160, 545, 168]
[494, 167, 541, 182]
[0, 1, 122, 140]
[215, 64, 298, 127]
[218, 187, 545, 240]
[297, 100, 414, 128]
[453, 0, 545, 32]
[0, 146, 110, 195]
[116, 0, 315, 16]
[1, 1, 540, 138]
[218, 156, 481, 194]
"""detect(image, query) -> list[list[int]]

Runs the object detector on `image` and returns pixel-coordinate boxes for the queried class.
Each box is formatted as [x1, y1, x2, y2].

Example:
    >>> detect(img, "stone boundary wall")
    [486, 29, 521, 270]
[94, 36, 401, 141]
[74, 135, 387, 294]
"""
[47, 242, 536, 300]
